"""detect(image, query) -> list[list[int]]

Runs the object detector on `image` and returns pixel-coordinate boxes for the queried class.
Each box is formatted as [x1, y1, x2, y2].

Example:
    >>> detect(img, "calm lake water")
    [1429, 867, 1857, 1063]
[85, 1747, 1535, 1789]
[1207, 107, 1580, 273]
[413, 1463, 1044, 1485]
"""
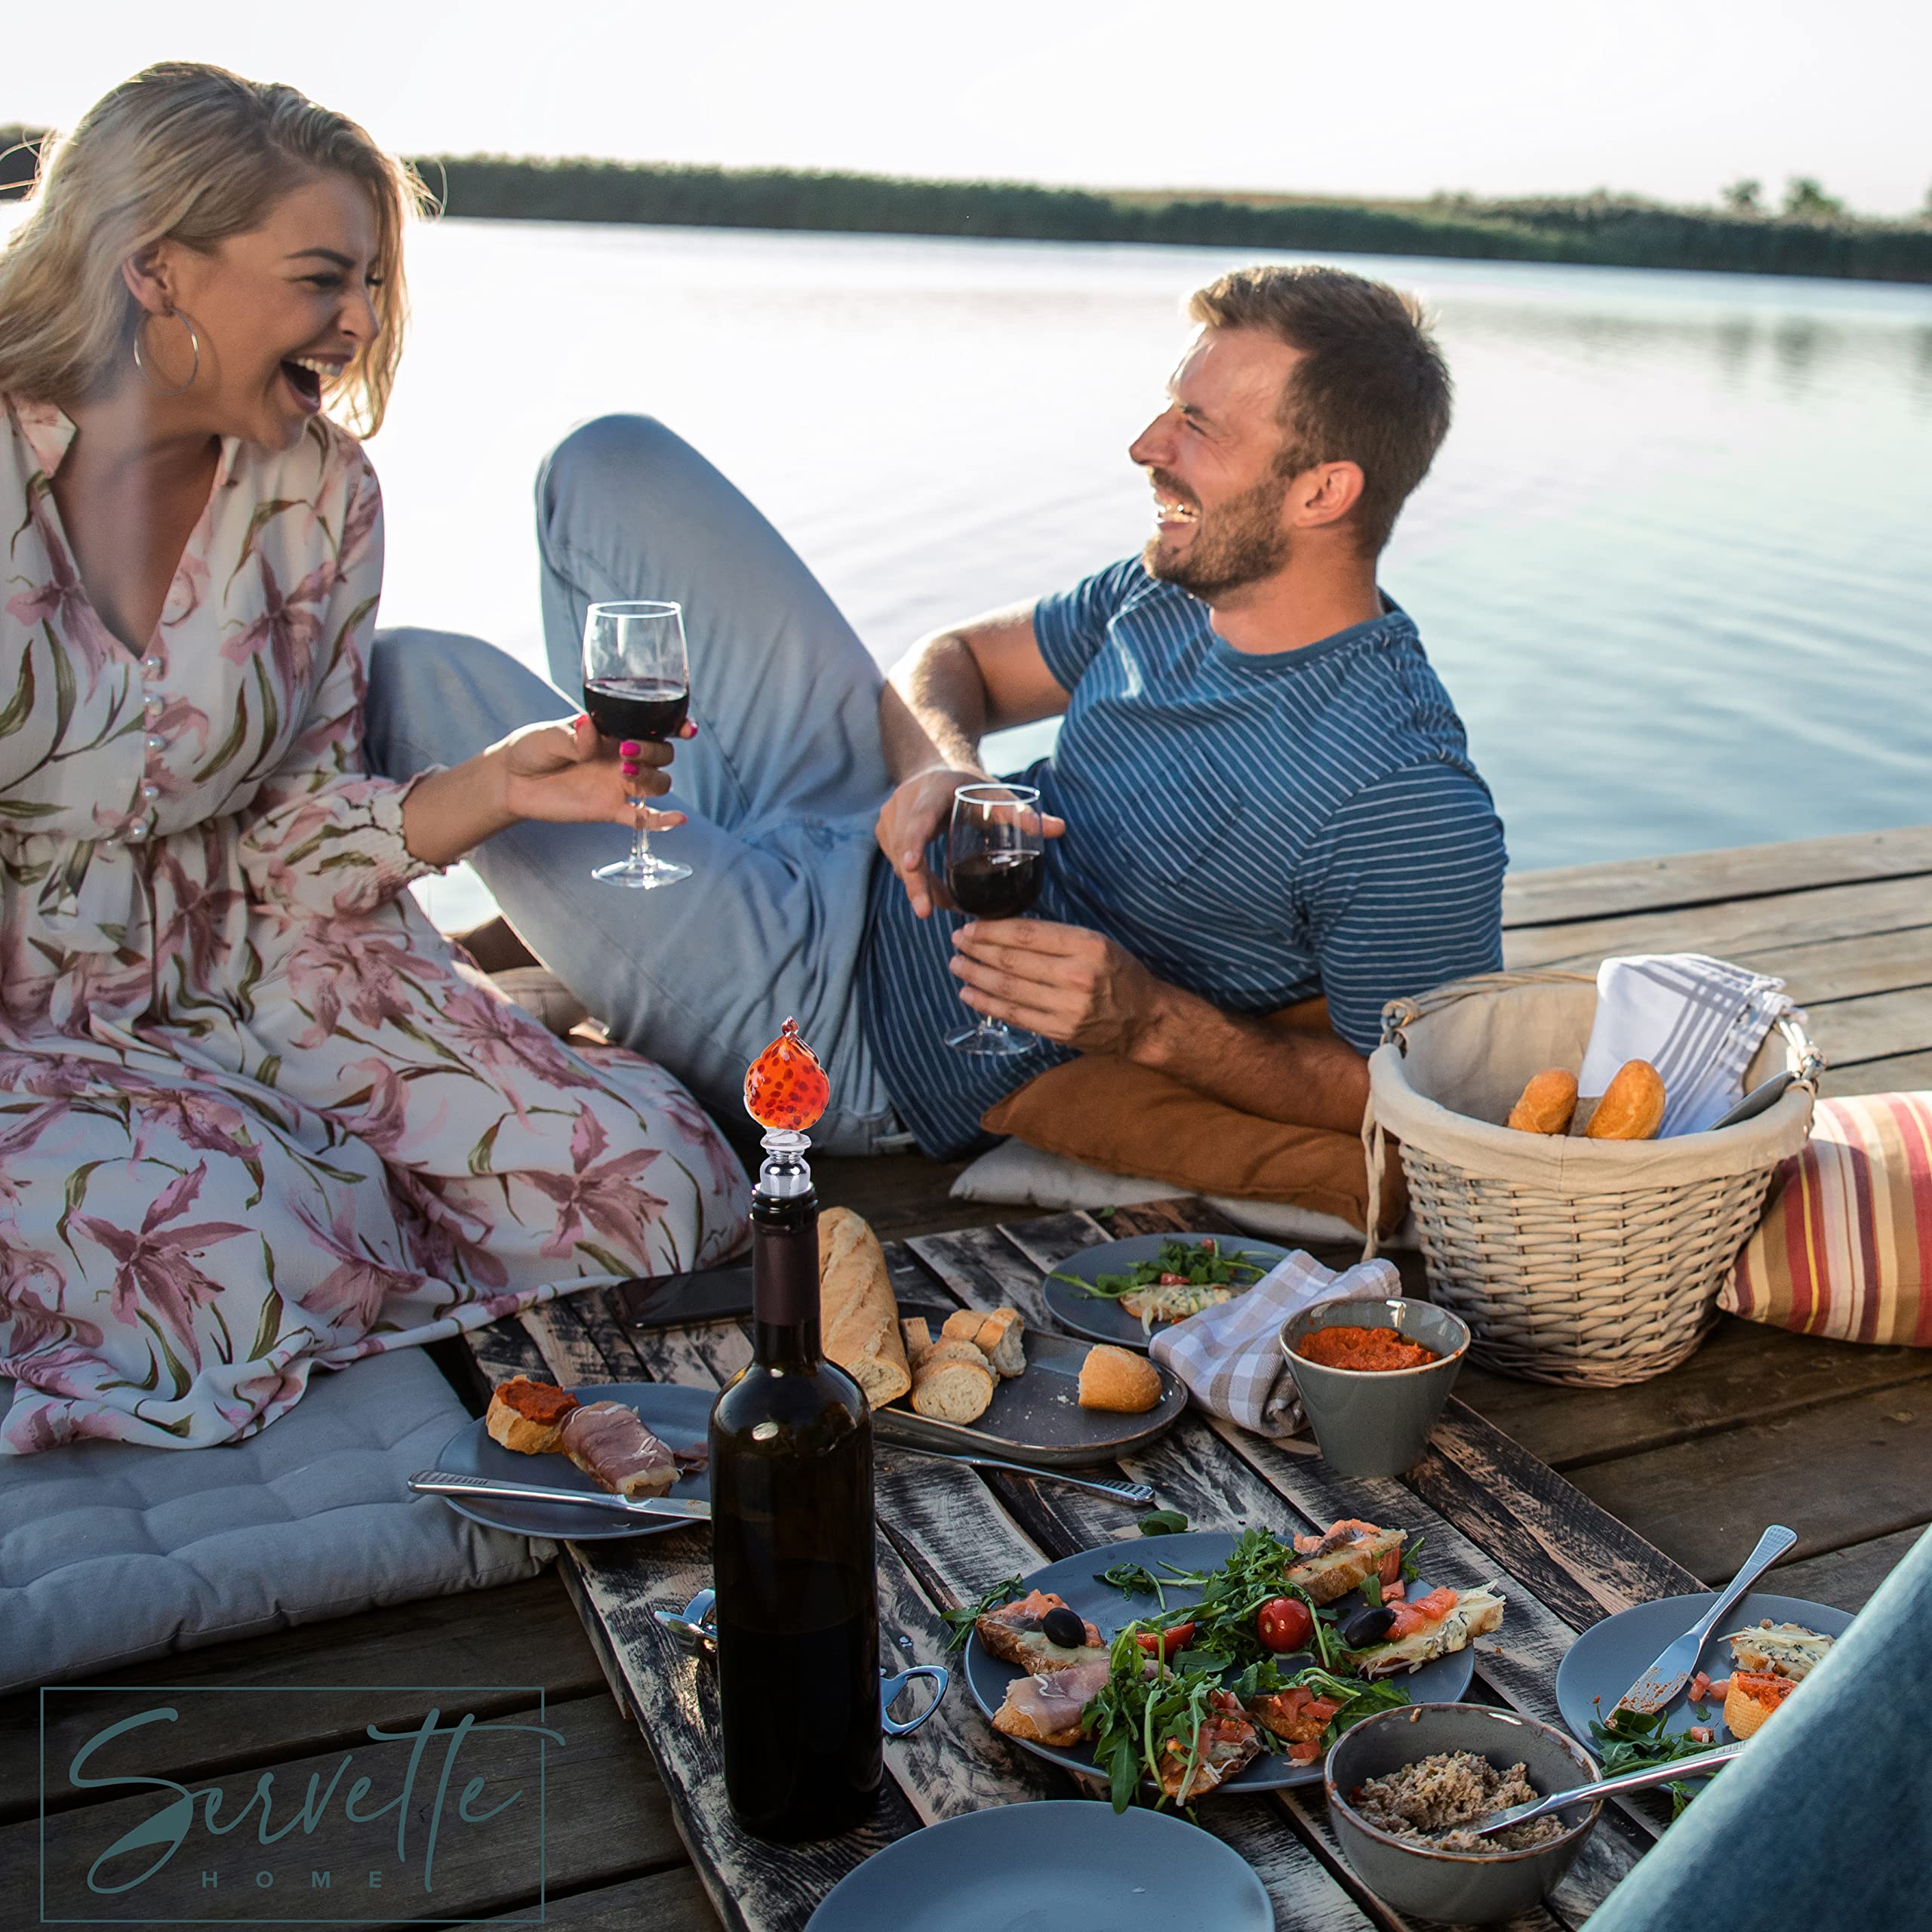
[373, 220, 1932, 884]
[16, 207, 1931, 881]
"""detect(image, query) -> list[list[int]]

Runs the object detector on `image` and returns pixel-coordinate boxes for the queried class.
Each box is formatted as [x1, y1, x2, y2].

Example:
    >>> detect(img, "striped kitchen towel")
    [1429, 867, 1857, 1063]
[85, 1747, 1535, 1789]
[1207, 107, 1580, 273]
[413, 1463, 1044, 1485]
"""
[1149, 1251, 1402, 1438]
[1725, 1092, 1932, 1347]
[1580, 953, 1796, 1137]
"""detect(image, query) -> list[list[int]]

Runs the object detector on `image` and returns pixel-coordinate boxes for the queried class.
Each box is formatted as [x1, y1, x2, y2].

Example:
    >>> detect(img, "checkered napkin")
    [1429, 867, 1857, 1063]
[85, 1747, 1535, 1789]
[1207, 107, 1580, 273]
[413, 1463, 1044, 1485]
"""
[1148, 1252, 1403, 1439]
[1579, 953, 1796, 1137]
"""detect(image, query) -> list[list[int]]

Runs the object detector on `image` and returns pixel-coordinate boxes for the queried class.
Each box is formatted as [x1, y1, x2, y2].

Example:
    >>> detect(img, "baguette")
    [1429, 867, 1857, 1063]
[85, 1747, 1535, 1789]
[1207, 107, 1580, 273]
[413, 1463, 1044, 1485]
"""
[1584, 1060, 1666, 1141]
[900, 1316, 934, 1367]
[485, 1377, 580, 1456]
[1507, 1068, 1578, 1135]
[941, 1305, 1026, 1377]
[1078, 1344, 1162, 1414]
[817, 1206, 912, 1407]
[909, 1356, 994, 1423]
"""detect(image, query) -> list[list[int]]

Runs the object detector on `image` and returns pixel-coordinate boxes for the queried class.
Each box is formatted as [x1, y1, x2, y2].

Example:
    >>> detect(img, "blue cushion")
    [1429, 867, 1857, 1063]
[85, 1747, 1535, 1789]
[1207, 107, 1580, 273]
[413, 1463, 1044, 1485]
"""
[0, 1348, 549, 1690]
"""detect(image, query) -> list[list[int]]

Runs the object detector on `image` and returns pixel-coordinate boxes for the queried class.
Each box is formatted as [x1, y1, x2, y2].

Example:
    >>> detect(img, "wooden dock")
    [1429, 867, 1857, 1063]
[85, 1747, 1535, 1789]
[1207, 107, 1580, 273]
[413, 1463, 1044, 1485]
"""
[8, 824, 1931, 1929]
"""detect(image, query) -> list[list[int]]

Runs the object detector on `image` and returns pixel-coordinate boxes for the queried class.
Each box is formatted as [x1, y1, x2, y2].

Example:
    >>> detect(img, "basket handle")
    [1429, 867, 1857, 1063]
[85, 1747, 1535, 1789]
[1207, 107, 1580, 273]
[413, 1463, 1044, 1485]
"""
[1361, 1094, 1388, 1264]
[1380, 969, 1597, 1053]
[1779, 1014, 1826, 1094]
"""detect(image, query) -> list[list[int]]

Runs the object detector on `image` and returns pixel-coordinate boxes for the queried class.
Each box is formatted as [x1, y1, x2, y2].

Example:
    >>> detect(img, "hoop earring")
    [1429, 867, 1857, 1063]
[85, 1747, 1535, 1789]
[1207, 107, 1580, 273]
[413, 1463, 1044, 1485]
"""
[132, 307, 202, 398]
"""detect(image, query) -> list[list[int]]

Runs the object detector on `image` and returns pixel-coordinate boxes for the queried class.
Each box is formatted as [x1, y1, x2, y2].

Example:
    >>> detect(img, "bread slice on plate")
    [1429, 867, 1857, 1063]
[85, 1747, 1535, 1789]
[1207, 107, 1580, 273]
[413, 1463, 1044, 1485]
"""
[1343, 1586, 1506, 1675]
[486, 1377, 580, 1456]
[1724, 1670, 1797, 1738]
[909, 1356, 994, 1423]
[1282, 1521, 1404, 1605]
[991, 1657, 1112, 1746]
[974, 1589, 1107, 1670]
[557, 1401, 678, 1499]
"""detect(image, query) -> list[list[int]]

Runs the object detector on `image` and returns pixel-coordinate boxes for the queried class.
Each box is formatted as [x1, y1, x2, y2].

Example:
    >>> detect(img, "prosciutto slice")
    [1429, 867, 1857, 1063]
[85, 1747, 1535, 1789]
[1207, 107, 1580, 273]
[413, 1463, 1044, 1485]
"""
[992, 1657, 1113, 1746]
[559, 1401, 678, 1498]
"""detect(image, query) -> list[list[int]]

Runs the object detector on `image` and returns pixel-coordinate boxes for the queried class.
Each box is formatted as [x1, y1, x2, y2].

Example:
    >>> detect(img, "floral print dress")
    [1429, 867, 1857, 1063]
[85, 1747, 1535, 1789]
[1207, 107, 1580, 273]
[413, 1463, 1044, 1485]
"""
[0, 398, 749, 1454]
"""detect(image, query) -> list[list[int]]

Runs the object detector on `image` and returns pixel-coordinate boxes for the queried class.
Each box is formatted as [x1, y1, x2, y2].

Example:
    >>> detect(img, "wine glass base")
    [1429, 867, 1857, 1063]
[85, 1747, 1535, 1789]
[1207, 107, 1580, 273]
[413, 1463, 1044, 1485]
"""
[592, 856, 693, 889]
[944, 1021, 1035, 1057]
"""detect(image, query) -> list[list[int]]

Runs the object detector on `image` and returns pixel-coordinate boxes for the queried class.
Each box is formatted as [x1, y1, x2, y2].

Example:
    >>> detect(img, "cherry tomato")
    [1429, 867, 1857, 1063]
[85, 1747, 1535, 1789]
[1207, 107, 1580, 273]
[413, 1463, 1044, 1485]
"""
[1134, 1621, 1197, 1658]
[1257, 1596, 1315, 1654]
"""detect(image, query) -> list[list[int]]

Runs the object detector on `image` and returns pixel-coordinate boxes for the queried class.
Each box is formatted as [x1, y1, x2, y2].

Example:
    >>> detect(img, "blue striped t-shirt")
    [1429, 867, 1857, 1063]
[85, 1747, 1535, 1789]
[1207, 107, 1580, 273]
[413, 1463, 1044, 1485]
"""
[857, 558, 1507, 1158]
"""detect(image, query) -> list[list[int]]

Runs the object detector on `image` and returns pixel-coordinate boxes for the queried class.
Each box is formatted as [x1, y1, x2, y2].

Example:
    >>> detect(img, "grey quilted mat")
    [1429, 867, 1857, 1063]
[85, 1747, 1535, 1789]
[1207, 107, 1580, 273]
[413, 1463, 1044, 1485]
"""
[0, 1347, 550, 1691]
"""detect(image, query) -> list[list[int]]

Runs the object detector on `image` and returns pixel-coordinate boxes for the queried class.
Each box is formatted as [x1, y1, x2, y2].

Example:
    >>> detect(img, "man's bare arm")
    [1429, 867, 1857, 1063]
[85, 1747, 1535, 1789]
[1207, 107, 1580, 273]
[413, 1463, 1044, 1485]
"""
[948, 918, 1370, 1134]
[876, 605, 1070, 916]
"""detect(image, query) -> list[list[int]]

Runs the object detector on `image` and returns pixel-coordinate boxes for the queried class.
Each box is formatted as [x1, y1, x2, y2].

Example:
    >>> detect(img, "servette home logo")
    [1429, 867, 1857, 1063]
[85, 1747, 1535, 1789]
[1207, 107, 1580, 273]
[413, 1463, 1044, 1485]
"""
[37, 1685, 558, 1925]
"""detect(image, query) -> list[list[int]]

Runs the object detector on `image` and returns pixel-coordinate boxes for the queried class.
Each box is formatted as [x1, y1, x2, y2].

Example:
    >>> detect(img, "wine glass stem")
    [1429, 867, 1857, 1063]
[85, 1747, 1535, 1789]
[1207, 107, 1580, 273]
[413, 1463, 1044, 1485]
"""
[630, 801, 651, 872]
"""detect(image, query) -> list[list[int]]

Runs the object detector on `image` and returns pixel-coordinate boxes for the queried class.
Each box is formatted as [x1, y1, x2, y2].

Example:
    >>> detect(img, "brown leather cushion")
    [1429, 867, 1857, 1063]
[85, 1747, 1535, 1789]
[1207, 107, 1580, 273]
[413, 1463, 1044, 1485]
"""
[980, 999, 1406, 1237]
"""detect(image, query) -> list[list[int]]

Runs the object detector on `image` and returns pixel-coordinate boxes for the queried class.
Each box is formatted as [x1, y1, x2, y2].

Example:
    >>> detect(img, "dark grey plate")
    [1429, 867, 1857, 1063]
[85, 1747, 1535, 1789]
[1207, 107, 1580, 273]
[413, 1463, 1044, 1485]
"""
[964, 1531, 1478, 1792]
[1043, 1235, 1292, 1352]
[1556, 1589, 1854, 1757]
[801, 1799, 1273, 1930]
[431, 1383, 712, 1540]
[875, 1314, 1186, 1467]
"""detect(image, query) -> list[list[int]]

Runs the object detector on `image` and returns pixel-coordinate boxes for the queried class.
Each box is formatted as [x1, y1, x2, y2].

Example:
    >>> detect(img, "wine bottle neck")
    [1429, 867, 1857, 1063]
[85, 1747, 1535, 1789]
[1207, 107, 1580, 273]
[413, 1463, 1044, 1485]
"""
[749, 1188, 821, 1366]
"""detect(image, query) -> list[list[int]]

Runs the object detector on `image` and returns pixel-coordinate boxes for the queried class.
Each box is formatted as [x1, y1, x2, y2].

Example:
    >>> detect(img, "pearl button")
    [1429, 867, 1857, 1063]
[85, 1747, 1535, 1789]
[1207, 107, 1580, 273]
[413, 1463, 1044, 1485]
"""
[140, 783, 161, 802]
[100, 831, 120, 847]
[145, 734, 166, 754]
[125, 821, 149, 842]
[140, 656, 163, 678]
[143, 694, 164, 718]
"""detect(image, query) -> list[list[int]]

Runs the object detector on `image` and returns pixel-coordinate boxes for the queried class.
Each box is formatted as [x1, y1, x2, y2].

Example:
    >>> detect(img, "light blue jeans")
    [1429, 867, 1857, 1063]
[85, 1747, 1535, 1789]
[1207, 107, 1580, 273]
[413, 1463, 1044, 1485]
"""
[363, 416, 905, 1155]
[1586, 1521, 1931, 1928]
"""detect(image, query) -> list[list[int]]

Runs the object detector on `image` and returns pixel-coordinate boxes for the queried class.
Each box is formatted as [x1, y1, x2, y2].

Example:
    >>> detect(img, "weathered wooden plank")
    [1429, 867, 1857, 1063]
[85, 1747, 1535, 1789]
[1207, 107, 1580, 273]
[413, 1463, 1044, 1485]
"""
[1502, 872, 1932, 972]
[928, 1217, 1663, 1916]
[1820, 1048, 1932, 1093]
[475, 1865, 724, 1930]
[1454, 1317, 1932, 1472]
[1789, 982, 1932, 1063]
[1566, 1386, 1932, 1583]
[1730, 923, 1932, 1007]
[0, 1577, 598, 1824]
[11, 1691, 684, 1926]
[1502, 826, 1932, 930]
[1773, 1525, 1924, 1612]
[468, 1309, 554, 1384]
[816, 1150, 1017, 1242]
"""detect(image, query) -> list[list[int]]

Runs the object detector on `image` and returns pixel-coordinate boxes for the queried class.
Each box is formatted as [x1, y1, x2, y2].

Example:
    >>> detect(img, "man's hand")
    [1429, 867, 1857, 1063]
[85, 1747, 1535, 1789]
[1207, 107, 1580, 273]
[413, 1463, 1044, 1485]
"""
[876, 768, 1065, 919]
[949, 917, 1163, 1054]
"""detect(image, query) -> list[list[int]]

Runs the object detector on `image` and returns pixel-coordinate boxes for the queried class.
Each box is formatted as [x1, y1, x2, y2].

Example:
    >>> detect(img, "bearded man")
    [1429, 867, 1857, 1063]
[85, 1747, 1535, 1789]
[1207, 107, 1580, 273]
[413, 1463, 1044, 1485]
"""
[367, 263, 1506, 1163]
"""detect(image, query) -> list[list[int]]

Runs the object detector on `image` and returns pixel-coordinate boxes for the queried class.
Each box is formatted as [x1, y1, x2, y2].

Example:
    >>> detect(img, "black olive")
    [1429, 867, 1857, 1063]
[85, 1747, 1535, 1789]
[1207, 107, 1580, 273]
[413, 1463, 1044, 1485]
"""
[1041, 1605, 1088, 1649]
[1342, 1604, 1397, 1649]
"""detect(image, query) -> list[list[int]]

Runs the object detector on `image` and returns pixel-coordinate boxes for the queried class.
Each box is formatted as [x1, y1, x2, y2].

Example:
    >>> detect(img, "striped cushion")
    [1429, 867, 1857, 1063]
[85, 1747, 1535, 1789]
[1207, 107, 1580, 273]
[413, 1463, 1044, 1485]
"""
[1724, 1093, 1932, 1346]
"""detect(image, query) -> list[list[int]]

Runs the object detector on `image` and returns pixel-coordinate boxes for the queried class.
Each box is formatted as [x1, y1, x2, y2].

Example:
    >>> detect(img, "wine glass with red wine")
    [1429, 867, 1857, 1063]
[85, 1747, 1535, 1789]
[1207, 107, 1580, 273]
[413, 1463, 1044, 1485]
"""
[581, 600, 693, 888]
[945, 783, 1044, 1057]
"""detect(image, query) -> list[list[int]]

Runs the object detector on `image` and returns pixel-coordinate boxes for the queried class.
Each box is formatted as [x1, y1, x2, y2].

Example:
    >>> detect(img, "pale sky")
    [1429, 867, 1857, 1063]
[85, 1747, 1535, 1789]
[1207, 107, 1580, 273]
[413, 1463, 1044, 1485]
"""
[7, 0, 1930, 217]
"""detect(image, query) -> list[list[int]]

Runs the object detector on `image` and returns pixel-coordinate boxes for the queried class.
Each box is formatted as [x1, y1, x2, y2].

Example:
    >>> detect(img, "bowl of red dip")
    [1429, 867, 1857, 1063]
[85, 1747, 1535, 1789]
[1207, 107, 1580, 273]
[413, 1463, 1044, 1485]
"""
[1280, 1297, 1470, 1478]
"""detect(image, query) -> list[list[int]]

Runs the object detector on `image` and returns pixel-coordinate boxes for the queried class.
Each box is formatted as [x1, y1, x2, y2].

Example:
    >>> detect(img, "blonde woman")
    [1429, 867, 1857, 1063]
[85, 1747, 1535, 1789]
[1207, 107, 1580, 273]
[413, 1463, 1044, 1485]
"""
[0, 64, 748, 1453]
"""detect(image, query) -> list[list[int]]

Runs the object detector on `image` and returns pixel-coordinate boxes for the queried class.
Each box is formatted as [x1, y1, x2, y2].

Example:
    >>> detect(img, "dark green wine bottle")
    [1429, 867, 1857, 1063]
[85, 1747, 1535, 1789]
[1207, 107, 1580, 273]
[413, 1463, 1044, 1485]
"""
[708, 1031, 879, 1841]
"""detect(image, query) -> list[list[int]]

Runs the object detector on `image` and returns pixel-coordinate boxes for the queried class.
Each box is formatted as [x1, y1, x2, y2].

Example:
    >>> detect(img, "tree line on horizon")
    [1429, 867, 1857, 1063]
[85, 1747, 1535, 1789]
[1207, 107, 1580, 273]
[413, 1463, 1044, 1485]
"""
[4, 128, 1929, 285]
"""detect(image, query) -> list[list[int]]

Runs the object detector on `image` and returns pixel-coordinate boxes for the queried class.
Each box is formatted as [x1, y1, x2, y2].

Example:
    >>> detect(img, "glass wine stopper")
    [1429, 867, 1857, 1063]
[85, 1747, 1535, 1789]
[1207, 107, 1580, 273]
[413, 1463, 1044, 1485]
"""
[743, 1018, 831, 1198]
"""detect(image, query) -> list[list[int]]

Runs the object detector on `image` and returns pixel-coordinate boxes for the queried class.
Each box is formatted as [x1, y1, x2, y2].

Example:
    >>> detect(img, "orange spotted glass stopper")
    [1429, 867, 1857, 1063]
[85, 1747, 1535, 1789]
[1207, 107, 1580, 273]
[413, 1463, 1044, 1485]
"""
[743, 1018, 830, 1134]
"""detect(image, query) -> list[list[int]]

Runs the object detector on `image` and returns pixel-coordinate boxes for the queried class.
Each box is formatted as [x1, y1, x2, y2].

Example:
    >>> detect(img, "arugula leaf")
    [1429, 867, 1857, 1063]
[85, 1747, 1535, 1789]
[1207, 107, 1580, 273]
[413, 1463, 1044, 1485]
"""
[1400, 1533, 1427, 1583]
[1589, 1707, 1721, 1817]
[1358, 1572, 1383, 1607]
[1139, 1509, 1189, 1537]
[1098, 1561, 1170, 1610]
[940, 1574, 1024, 1651]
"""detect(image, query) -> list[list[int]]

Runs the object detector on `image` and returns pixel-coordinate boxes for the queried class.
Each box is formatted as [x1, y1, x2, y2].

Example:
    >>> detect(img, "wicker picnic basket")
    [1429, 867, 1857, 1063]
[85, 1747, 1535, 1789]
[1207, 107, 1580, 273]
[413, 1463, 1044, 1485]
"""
[1361, 970, 1821, 1388]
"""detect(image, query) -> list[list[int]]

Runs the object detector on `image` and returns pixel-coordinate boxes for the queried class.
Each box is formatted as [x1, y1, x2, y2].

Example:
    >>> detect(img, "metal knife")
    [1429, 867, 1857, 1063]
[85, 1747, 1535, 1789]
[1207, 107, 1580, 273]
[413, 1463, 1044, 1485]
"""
[1709, 1072, 1796, 1131]
[1612, 1524, 1797, 1715]
[409, 1469, 711, 1522]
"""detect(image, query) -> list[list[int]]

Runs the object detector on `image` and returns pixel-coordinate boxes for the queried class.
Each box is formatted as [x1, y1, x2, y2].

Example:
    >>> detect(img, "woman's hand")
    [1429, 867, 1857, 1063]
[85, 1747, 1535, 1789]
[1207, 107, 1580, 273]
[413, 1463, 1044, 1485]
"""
[497, 713, 694, 829]
[399, 715, 696, 870]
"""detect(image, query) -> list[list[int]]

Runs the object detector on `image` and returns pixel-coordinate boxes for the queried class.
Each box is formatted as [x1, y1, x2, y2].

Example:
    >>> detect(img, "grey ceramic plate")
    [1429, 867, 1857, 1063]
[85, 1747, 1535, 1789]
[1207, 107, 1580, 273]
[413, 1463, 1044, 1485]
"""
[964, 1531, 1478, 1792]
[1043, 1235, 1292, 1352]
[431, 1383, 712, 1540]
[873, 1312, 1186, 1467]
[1556, 1589, 1854, 1757]
[801, 1799, 1274, 1930]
